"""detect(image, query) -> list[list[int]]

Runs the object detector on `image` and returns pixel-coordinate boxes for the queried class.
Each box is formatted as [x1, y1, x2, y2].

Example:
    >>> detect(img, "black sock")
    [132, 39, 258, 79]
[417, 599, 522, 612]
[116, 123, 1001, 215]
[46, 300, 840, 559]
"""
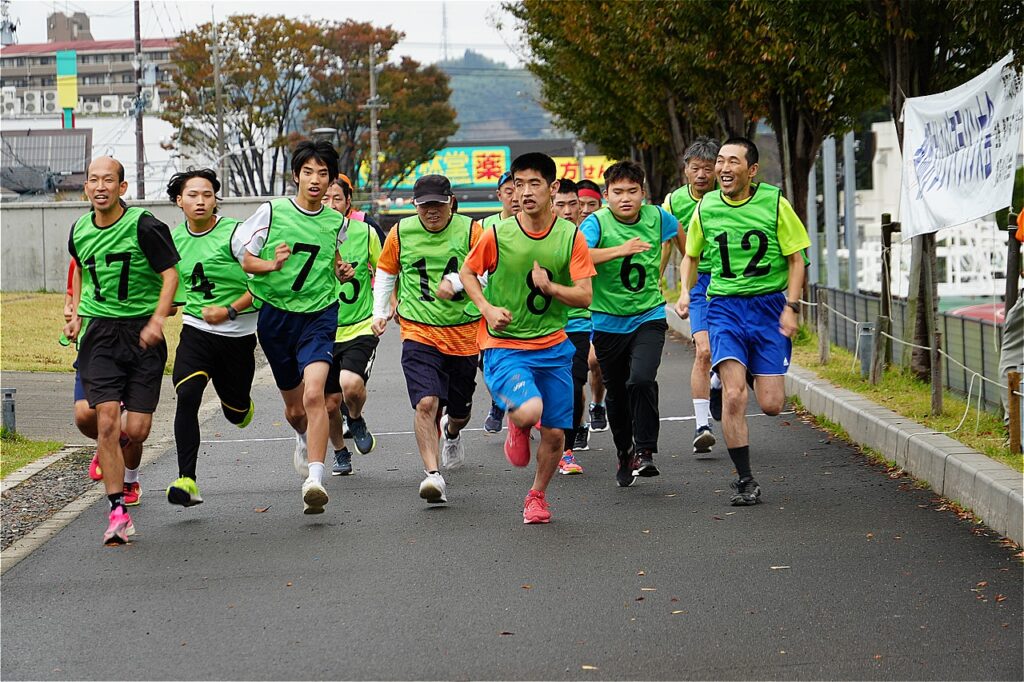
[108, 493, 125, 511]
[335, 446, 349, 455]
[727, 446, 752, 480]
[427, 470, 440, 475]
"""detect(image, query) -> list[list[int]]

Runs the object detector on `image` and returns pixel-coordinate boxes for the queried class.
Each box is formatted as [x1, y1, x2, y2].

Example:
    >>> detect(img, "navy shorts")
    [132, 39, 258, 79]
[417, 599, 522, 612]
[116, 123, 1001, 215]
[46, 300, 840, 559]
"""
[73, 358, 86, 402]
[401, 340, 478, 419]
[483, 339, 575, 429]
[689, 272, 711, 335]
[707, 292, 791, 376]
[257, 303, 338, 391]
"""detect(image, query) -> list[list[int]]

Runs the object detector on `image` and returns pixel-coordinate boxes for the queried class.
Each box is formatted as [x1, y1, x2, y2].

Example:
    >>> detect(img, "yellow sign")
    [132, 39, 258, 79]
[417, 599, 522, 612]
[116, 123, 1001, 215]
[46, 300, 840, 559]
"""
[550, 155, 616, 185]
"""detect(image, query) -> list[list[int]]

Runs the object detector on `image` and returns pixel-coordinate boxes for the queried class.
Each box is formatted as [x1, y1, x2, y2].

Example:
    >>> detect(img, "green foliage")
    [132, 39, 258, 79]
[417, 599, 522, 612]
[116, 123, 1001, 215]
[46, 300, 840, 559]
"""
[0, 429, 62, 478]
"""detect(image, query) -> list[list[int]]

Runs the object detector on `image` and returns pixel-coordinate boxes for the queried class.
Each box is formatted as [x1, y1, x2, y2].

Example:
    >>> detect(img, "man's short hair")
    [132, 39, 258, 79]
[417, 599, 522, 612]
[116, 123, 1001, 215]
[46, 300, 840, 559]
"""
[721, 137, 759, 166]
[603, 160, 645, 187]
[556, 178, 579, 195]
[510, 152, 557, 185]
[683, 136, 721, 166]
[291, 139, 339, 180]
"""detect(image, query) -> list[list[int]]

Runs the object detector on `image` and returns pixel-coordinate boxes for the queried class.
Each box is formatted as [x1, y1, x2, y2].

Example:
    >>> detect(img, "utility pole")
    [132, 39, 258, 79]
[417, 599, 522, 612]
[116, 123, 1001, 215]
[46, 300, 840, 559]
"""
[360, 44, 388, 217]
[133, 0, 145, 199]
[210, 14, 226, 196]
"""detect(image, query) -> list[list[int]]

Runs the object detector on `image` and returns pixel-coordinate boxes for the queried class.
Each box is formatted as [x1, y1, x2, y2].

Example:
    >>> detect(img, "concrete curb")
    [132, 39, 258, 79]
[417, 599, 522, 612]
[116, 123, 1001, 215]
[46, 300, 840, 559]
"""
[665, 305, 1023, 545]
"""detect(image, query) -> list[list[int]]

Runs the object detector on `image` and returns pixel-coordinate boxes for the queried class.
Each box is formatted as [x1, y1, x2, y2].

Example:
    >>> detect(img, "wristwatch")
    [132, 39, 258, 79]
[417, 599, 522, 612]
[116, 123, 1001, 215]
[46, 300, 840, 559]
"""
[786, 301, 800, 314]
[226, 305, 238, 321]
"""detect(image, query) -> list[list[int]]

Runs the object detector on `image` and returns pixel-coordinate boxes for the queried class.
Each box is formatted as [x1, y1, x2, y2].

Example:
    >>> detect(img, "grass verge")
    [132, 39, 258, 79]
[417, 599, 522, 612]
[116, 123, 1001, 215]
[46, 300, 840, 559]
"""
[0, 292, 181, 373]
[792, 326, 1022, 473]
[0, 428, 62, 478]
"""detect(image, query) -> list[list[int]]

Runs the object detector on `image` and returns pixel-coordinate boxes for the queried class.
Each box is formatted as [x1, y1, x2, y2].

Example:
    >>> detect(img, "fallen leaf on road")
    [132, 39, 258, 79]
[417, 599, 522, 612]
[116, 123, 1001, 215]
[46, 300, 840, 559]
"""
[499, 631, 514, 636]
[254, 506, 271, 513]
[977, 581, 989, 588]
[640, 587, 656, 591]
[725, 512, 736, 516]
[671, 610, 685, 615]
[671, 597, 679, 602]
[996, 594, 1007, 602]
[712, 516, 724, 521]
[635, 597, 645, 602]
[866, 533, 874, 540]
[873, 655, 883, 661]
[521, 585, 532, 590]
[581, 665, 598, 670]
[286, 582, 293, 587]
[770, 566, 791, 570]
[664, 494, 677, 497]
[641, 530, 651, 534]
[272, 421, 282, 427]
[637, 570, 646, 576]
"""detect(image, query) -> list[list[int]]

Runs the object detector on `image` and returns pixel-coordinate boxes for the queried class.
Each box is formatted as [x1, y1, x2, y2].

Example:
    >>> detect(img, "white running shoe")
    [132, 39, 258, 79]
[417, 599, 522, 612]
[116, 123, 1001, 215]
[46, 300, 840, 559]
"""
[302, 477, 328, 514]
[293, 433, 309, 478]
[439, 414, 466, 469]
[418, 471, 447, 504]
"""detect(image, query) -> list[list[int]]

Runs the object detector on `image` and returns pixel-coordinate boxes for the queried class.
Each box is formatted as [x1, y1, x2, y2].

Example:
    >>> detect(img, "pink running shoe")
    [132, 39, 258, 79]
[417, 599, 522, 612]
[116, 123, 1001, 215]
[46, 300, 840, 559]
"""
[558, 450, 583, 475]
[123, 482, 141, 506]
[102, 507, 136, 545]
[523, 489, 551, 524]
[504, 422, 531, 467]
[88, 453, 102, 481]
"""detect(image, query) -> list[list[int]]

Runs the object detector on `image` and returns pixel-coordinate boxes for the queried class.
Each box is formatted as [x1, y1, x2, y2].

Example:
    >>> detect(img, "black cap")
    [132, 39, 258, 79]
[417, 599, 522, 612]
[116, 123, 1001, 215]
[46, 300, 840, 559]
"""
[413, 174, 453, 205]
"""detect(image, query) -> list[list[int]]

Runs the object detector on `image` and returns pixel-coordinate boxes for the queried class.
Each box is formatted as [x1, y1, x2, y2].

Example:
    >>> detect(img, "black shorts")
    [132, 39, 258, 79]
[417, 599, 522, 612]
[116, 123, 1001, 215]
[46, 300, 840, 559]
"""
[77, 317, 167, 413]
[172, 325, 257, 412]
[325, 334, 380, 393]
[401, 339, 478, 419]
[567, 331, 591, 387]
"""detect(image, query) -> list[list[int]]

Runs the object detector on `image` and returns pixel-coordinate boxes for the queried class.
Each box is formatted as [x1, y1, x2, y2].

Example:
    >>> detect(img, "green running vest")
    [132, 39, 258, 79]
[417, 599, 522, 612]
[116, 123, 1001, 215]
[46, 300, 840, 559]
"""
[485, 216, 576, 339]
[668, 186, 710, 273]
[336, 219, 374, 326]
[591, 205, 665, 317]
[172, 217, 251, 320]
[248, 198, 344, 313]
[697, 183, 788, 297]
[396, 214, 480, 327]
[72, 206, 165, 318]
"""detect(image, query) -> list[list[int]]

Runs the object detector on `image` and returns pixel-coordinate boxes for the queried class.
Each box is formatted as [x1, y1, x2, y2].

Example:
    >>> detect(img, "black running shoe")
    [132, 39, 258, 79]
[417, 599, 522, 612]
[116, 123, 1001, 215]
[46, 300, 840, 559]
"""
[347, 416, 376, 455]
[709, 382, 722, 422]
[634, 449, 660, 477]
[573, 426, 590, 452]
[730, 477, 762, 506]
[589, 403, 608, 432]
[615, 450, 637, 487]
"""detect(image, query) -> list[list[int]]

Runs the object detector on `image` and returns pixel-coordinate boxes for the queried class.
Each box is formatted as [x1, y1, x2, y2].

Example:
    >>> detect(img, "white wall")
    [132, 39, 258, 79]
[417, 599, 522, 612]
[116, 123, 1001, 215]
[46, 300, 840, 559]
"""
[0, 196, 274, 292]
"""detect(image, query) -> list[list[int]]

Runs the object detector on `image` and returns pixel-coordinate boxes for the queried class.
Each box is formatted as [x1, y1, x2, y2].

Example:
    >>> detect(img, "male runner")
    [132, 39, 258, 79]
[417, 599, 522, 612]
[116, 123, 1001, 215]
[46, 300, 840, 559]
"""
[461, 153, 595, 523]
[481, 170, 520, 432]
[676, 137, 808, 506]
[335, 173, 386, 244]
[166, 168, 256, 507]
[235, 140, 353, 515]
[581, 161, 681, 486]
[552, 178, 589, 473]
[577, 178, 608, 433]
[372, 174, 482, 504]
[322, 178, 381, 476]
[64, 156, 179, 545]
[662, 136, 721, 455]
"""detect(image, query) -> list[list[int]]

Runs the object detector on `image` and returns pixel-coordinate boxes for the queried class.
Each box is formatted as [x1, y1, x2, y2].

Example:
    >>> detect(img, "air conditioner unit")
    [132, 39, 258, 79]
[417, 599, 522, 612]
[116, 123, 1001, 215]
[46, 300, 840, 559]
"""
[44, 101, 58, 113]
[1, 86, 16, 104]
[120, 96, 135, 112]
[22, 90, 41, 106]
[43, 90, 57, 102]
[23, 101, 37, 113]
[3, 100, 21, 115]
[100, 94, 118, 111]
[82, 100, 99, 113]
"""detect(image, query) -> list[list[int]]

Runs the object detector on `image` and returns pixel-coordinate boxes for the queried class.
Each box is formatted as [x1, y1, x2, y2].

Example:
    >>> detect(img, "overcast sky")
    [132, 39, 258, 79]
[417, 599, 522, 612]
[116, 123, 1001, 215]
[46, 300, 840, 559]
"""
[7, 0, 526, 67]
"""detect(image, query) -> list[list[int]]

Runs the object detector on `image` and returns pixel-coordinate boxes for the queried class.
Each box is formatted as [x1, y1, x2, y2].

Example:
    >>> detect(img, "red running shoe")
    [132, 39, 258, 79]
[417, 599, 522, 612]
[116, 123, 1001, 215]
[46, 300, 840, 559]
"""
[88, 453, 102, 481]
[523, 489, 551, 524]
[123, 482, 141, 506]
[503, 422, 531, 467]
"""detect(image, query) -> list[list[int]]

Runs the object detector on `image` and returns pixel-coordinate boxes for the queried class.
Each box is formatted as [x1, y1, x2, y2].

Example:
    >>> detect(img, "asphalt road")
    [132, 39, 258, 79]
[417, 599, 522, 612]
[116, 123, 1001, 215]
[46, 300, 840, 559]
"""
[1, 328, 1021, 680]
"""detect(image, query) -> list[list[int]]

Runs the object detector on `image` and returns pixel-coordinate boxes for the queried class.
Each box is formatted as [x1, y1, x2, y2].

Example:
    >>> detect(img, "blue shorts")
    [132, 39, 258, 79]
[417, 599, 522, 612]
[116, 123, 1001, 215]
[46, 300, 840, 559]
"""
[483, 338, 575, 429]
[73, 358, 86, 402]
[257, 303, 338, 391]
[707, 292, 791, 375]
[689, 272, 711, 335]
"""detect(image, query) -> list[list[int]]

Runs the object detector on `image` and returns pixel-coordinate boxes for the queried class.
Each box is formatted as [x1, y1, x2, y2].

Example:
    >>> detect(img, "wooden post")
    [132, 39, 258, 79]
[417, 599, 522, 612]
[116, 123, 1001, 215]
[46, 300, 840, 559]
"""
[1009, 372, 1022, 454]
[817, 288, 830, 365]
[870, 315, 890, 385]
[930, 330, 943, 416]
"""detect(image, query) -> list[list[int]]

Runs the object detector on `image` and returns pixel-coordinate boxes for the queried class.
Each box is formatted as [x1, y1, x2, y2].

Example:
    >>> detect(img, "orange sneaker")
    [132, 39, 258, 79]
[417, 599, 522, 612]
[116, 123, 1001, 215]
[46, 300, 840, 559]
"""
[88, 453, 102, 481]
[523, 489, 551, 524]
[123, 482, 141, 506]
[558, 450, 583, 475]
[503, 422, 531, 467]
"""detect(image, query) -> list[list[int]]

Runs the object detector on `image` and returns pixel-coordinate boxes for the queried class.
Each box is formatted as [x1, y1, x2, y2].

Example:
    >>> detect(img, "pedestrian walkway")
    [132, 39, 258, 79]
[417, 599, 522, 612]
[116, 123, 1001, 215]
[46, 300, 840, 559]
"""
[1, 331, 1020, 680]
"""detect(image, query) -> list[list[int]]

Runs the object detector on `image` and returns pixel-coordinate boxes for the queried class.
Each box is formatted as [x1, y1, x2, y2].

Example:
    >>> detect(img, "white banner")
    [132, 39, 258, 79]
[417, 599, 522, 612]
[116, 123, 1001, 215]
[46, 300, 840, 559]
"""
[899, 52, 1023, 240]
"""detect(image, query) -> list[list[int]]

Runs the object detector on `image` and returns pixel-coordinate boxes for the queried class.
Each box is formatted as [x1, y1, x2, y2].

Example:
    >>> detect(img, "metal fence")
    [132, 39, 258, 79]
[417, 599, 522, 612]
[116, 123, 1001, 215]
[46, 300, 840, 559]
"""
[814, 285, 1006, 411]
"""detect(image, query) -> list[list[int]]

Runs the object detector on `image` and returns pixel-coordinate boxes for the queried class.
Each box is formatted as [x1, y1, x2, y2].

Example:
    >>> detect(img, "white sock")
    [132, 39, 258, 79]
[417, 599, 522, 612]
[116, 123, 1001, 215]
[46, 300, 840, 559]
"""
[123, 466, 139, 484]
[710, 373, 722, 390]
[308, 461, 325, 484]
[693, 399, 711, 428]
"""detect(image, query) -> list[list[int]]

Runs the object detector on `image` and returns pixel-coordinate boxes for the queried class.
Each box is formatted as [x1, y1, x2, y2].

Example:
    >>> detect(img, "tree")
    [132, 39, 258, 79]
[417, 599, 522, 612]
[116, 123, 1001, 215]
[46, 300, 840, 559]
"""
[162, 15, 317, 196]
[303, 20, 457, 189]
